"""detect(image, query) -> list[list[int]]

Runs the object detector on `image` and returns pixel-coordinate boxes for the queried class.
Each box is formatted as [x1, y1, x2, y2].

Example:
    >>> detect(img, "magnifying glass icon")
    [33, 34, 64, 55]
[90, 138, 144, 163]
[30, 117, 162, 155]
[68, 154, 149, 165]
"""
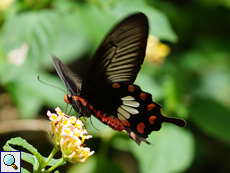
[3, 154, 18, 170]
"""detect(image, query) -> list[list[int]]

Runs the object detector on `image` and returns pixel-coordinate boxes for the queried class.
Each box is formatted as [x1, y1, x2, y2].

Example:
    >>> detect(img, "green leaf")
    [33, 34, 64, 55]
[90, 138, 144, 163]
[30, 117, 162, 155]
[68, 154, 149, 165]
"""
[136, 71, 163, 101]
[3, 137, 46, 172]
[110, 0, 177, 42]
[4, 70, 65, 118]
[3, 137, 65, 172]
[130, 125, 194, 173]
[190, 97, 230, 143]
[1, 10, 59, 69]
[0, 9, 61, 114]
[21, 152, 65, 168]
[34, 155, 39, 172]
[53, 1, 115, 55]
[195, 69, 230, 106]
[21, 152, 37, 167]
[47, 158, 66, 167]
[67, 156, 96, 173]
[67, 155, 124, 173]
[34, 73, 71, 109]
[161, 74, 189, 118]
[4, 70, 43, 119]
[21, 167, 31, 173]
[7, 83, 42, 119]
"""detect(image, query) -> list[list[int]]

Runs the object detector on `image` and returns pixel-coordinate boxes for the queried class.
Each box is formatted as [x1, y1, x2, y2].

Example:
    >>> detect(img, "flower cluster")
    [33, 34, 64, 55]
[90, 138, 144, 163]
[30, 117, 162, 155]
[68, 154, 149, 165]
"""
[47, 107, 94, 163]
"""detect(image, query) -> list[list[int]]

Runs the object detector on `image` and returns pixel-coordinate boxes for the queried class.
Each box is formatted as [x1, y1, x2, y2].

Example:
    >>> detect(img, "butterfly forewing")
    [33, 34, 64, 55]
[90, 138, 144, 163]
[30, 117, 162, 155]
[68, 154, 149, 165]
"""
[52, 57, 82, 96]
[81, 13, 149, 98]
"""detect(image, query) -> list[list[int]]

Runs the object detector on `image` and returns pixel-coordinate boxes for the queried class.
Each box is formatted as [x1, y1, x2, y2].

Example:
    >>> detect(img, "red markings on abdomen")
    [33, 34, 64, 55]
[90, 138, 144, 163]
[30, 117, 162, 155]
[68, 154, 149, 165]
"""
[66, 95, 125, 131]
[89, 104, 125, 131]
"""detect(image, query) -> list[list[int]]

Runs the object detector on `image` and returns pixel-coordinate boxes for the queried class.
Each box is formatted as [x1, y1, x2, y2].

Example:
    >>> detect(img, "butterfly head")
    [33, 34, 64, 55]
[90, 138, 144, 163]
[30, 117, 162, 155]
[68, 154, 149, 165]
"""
[64, 94, 72, 104]
[64, 94, 92, 118]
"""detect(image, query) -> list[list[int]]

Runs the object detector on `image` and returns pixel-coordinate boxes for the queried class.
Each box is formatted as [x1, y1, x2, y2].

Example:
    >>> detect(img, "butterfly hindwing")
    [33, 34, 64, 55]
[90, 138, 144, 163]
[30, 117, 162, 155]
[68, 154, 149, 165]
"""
[88, 83, 185, 145]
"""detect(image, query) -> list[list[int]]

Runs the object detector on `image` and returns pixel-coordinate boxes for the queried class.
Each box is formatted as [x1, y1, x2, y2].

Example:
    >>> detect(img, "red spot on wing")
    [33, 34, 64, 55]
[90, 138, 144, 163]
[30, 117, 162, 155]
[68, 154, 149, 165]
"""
[137, 122, 145, 134]
[149, 116, 157, 125]
[147, 103, 156, 111]
[140, 92, 147, 100]
[128, 85, 135, 92]
[112, 83, 121, 88]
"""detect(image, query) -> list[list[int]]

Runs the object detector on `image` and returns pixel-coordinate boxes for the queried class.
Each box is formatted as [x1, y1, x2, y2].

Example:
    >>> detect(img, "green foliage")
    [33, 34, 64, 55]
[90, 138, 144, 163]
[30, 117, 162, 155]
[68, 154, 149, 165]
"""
[191, 97, 230, 142]
[3, 137, 64, 172]
[130, 125, 194, 173]
[1, 0, 230, 172]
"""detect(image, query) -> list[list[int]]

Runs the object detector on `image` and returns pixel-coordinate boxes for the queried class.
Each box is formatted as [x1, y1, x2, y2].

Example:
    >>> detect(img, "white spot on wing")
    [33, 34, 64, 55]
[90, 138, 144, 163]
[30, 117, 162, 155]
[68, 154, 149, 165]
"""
[121, 96, 134, 100]
[130, 132, 137, 141]
[117, 113, 127, 121]
[121, 105, 139, 114]
[117, 107, 131, 119]
[123, 100, 140, 107]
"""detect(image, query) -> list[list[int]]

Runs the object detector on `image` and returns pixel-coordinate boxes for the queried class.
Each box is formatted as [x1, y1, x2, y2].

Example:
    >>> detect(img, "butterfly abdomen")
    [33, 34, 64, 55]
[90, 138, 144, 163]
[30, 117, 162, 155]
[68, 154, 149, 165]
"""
[90, 107, 125, 131]
[66, 94, 126, 131]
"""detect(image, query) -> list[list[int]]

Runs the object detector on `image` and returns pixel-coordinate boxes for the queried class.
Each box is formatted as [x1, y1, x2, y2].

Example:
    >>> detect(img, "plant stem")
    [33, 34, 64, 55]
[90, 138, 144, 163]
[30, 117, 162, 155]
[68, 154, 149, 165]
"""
[45, 157, 65, 173]
[45, 145, 60, 165]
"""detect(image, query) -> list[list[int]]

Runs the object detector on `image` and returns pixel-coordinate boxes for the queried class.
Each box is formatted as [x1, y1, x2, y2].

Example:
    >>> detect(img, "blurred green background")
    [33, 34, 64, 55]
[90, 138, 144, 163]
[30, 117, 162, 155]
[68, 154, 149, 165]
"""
[0, 0, 229, 172]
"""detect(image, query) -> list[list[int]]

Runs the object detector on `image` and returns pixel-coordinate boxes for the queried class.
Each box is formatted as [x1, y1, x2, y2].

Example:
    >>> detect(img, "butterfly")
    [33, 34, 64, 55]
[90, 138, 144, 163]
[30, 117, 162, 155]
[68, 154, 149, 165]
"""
[52, 12, 186, 145]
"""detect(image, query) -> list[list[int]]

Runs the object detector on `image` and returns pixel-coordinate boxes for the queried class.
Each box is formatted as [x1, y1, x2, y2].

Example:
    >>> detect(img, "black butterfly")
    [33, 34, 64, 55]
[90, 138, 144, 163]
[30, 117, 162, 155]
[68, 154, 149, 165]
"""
[52, 13, 186, 145]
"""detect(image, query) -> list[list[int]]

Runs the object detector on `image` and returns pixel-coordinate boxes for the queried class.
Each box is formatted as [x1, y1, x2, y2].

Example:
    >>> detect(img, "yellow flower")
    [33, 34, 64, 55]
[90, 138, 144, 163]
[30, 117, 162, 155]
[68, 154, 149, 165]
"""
[47, 107, 94, 163]
[60, 134, 94, 164]
[145, 35, 170, 66]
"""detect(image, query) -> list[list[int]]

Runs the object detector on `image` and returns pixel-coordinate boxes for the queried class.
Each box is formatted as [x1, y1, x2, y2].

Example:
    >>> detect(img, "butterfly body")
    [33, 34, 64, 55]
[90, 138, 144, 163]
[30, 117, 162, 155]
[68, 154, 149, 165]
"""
[65, 93, 125, 131]
[52, 13, 186, 145]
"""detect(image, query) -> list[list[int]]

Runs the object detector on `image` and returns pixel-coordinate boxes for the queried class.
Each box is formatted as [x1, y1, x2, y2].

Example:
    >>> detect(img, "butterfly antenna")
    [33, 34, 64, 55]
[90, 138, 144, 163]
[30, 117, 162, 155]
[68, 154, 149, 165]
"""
[37, 76, 67, 94]
[75, 108, 81, 119]
[67, 104, 73, 115]
[90, 116, 99, 131]
[65, 103, 68, 114]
